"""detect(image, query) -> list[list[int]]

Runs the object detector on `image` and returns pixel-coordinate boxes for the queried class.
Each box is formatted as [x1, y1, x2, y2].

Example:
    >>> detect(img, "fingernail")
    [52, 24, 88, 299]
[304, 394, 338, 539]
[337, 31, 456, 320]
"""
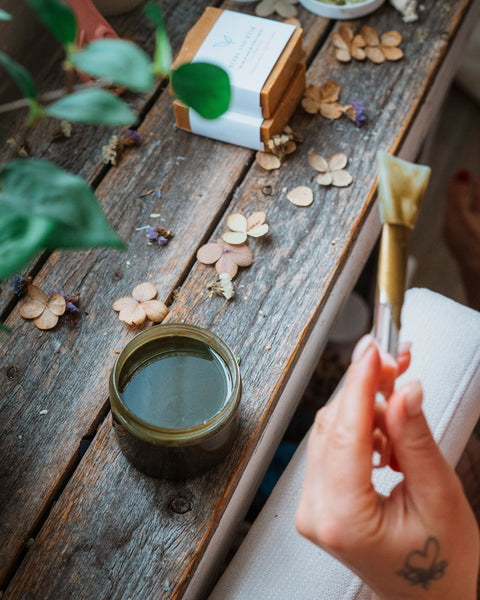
[352, 334, 375, 363]
[405, 381, 423, 417]
[454, 169, 471, 183]
[398, 341, 412, 354]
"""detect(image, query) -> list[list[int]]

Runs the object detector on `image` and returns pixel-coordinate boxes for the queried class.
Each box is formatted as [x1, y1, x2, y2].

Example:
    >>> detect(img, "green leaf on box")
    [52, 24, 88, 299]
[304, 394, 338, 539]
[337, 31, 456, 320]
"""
[69, 39, 154, 92]
[0, 9, 12, 20]
[0, 52, 37, 99]
[46, 88, 137, 126]
[170, 62, 230, 119]
[25, 0, 77, 46]
[0, 159, 124, 280]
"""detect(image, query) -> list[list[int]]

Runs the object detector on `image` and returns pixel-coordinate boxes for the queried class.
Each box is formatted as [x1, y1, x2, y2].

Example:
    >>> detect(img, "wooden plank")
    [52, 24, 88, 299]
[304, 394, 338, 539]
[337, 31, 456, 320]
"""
[2, 1, 474, 598]
[0, 0, 222, 313]
[0, 5, 328, 589]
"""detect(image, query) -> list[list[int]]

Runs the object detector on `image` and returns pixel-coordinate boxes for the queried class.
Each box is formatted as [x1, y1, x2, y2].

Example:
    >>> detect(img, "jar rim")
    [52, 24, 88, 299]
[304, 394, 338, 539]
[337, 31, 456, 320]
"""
[109, 323, 241, 444]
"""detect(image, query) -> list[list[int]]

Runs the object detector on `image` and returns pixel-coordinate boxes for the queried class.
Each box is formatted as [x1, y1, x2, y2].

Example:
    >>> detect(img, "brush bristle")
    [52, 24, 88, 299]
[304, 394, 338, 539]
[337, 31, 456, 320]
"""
[377, 151, 431, 228]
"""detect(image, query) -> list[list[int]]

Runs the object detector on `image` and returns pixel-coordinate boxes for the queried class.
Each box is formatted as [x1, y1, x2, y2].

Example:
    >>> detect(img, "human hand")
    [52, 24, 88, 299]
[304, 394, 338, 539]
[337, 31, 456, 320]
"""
[295, 339, 479, 599]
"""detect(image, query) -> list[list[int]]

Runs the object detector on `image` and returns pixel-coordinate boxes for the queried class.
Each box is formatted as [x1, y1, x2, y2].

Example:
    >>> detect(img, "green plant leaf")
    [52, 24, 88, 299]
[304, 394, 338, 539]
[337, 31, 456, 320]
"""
[0, 159, 124, 279]
[170, 62, 230, 119]
[0, 322, 12, 334]
[25, 0, 76, 46]
[0, 9, 12, 20]
[0, 52, 37, 99]
[69, 39, 154, 92]
[144, 2, 171, 74]
[46, 88, 137, 125]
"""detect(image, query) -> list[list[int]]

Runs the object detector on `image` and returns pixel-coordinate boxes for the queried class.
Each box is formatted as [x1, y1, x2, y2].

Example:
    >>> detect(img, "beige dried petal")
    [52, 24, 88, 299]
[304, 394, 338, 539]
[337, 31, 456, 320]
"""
[247, 211, 266, 230]
[255, 0, 276, 16]
[304, 84, 321, 104]
[197, 243, 223, 264]
[361, 25, 379, 47]
[316, 172, 333, 186]
[20, 300, 45, 319]
[328, 152, 348, 171]
[381, 46, 404, 61]
[227, 213, 247, 234]
[318, 80, 340, 103]
[301, 97, 320, 114]
[344, 105, 356, 122]
[332, 31, 349, 51]
[27, 284, 47, 304]
[365, 46, 385, 64]
[256, 151, 282, 170]
[352, 34, 366, 49]
[287, 186, 313, 207]
[47, 292, 66, 316]
[34, 308, 59, 330]
[215, 255, 239, 278]
[338, 24, 354, 44]
[285, 140, 296, 155]
[276, 0, 297, 18]
[351, 46, 366, 61]
[308, 151, 328, 172]
[222, 231, 247, 245]
[381, 30, 402, 47]
[112, 297, 138, 312]
[319, 102, 345, 120]
[335, 48, 352, 63]
[120, 302, 146, 325]
[331, 169, 353, 187]
[132, 282, 157, 302]
[142, 300, 168, 323]
[248, 223, 269, 238]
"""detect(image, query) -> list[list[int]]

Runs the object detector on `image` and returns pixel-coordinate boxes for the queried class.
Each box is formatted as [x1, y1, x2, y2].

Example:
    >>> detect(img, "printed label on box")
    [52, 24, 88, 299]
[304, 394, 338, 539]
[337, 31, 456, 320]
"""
[192, 10, 295, 119]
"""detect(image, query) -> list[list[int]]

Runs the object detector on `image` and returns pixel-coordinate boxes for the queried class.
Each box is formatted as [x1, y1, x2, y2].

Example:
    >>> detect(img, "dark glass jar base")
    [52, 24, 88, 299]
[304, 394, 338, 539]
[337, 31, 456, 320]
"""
[112, 410, 239, 479]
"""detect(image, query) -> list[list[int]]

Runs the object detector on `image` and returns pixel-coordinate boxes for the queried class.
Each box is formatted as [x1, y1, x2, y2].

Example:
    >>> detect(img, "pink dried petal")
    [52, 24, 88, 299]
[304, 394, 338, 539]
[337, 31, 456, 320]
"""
[112, 297, 138, 313]
[132, 282, 157, 302]
[331, 169, 353, 187]
[328, 152, 348, 171]
[142, 300, 168, 323]
[215, 254, 239, 278]
[197, 243, 223, 265]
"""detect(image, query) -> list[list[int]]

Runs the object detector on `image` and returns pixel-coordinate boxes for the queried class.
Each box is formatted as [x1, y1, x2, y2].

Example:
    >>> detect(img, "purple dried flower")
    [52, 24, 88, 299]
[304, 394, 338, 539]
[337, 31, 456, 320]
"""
[145, 225, 173, 246]
[349, 100, 367, 127]
[66, 301, 79, 313]
[146, 225, 159, 241]
[157, 236, 168, 246]
[11, 274, 31, 296]
[124, 129, 141, 144]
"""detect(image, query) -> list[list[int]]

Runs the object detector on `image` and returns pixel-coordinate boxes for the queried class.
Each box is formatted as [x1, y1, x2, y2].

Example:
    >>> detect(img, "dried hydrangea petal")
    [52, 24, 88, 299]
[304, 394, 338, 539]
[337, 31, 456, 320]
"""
[319, 102, 345, 120]
[197, 243, 223, 265]
[228, 243, 254, 267]
[365, 46, 385, 64]
[301, 97, 320, 114]
[247, 211, 266, 231]
[47, 292, 66, 316]
[27, 284, 48, 304]
[222, 231, 248, 245]
[132, 282, 158, 302]
[34, 308, 59, 330]
[227, 213, 248, 234]
[318, 81, 341, 103]
[215, 255, 239, 278]
[255, 0, 276, 16]
[338, 24, 354, 44]
[361, 25, 379, 47]
[275, 0, 298, 18]
[381, 30, 402, 47]
[287, 186, 314, 207]
[316, 172, 333, 186]
[248, 224, 269, 238]
[20, 300, 45, 319]
[112, 297, 138, 313]
[381, 46, 404, 61]
[332, 30, 350, 50]
[331, 169, 353, 187]
[142, 300, 168, 323]
[335, 48, 352, 63]
[328, 152, 348, 171]
[308, 151, 329, 173]
[256, 151, 282, 171]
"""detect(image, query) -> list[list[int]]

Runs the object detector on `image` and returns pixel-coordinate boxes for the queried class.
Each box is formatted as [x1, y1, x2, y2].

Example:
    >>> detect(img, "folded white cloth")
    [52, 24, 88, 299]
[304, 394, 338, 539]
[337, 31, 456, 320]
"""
[208, 288, 480, 600]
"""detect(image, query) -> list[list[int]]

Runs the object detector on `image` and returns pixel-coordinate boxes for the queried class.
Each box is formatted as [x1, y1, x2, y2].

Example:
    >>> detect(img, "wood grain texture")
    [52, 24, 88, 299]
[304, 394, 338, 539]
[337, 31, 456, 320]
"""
[0, 4, 328, 590]
[2, 1, 474, 598]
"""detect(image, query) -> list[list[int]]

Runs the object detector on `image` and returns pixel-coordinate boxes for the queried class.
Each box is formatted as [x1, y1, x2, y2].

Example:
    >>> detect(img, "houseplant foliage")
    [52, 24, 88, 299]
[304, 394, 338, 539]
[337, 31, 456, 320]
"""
[0, 0, 231, 285]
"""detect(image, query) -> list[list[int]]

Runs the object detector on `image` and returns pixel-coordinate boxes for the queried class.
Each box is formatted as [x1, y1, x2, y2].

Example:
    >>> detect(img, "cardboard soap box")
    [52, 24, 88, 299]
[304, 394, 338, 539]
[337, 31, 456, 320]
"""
[172, 7, 305, 150]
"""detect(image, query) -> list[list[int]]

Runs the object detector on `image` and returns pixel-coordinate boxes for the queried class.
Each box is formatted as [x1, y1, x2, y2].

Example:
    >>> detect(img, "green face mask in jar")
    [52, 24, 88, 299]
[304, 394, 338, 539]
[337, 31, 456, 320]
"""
[109, 323, 241, 479]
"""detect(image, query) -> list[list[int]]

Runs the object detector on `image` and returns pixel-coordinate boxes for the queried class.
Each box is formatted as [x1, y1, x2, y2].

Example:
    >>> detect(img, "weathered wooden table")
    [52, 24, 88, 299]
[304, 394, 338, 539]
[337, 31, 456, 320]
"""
[1, 1, 478, 598]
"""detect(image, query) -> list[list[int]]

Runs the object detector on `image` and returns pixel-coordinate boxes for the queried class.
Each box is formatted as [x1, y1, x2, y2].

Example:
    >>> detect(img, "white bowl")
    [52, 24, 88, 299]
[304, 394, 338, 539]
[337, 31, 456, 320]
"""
[298, 0, 385, 19]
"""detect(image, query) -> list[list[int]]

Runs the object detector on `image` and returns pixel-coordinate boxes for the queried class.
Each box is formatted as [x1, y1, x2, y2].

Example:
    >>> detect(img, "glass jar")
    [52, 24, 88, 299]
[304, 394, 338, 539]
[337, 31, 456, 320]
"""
[109, 323, 241, 479]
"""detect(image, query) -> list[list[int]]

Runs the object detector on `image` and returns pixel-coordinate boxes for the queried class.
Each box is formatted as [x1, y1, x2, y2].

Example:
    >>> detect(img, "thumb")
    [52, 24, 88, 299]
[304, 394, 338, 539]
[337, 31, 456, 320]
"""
[386, 381, 451, 500]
